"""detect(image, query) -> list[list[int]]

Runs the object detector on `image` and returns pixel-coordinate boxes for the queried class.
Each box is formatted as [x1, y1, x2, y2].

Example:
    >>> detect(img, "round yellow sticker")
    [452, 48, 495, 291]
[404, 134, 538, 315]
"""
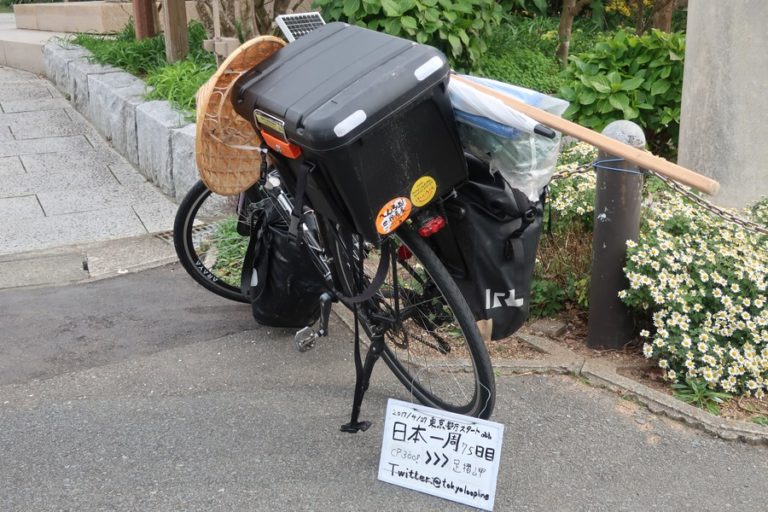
[410, 176, 437, 207]
[376, 197, 412, 235]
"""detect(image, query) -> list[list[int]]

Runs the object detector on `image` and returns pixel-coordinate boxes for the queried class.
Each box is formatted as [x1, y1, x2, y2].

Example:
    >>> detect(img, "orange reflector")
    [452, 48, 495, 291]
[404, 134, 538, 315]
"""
[260, 130, 303, 159]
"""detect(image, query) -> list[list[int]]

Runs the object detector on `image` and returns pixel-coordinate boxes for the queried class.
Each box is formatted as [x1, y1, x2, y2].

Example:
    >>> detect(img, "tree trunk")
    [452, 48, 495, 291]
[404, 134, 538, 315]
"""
[652, 0, 676, 32]
[273, 0, 293, 15]
[631, 0, 647, 35]
[236, 0, 258, 40]
[162, 0, 189, 62]
[556, 0, 590, 68]
[195, 0, 214, 34]
[133, 0, 156, 39]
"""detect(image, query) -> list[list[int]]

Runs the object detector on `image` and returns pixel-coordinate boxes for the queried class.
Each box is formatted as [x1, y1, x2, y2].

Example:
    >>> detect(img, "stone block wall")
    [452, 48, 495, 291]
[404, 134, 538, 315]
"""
[42, 41, 200, 201]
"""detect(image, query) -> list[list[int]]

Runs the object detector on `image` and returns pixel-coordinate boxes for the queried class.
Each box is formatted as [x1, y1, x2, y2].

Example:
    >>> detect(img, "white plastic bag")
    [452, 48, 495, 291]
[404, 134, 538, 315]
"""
[448, 75, 570, 200]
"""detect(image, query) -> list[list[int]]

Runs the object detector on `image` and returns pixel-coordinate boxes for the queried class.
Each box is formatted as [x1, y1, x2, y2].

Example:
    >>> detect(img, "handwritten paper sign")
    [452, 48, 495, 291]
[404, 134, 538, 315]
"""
[378, 399, 504, 511]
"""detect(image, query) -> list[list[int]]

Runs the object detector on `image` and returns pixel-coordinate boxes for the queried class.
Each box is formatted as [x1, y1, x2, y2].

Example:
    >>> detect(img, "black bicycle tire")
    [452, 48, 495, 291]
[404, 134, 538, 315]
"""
[173, 180, 249, 303]
[323, 220, 496, 419]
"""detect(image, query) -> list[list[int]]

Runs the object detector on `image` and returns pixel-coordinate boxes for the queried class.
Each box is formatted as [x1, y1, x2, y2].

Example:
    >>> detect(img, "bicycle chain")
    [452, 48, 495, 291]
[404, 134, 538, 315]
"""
[551, 162, 768, 236]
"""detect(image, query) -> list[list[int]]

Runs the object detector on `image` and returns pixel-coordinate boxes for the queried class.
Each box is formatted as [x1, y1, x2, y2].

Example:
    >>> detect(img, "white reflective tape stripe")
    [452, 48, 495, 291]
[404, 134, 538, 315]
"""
[414, 56, 444, 81]
[334, 110, 367, 137]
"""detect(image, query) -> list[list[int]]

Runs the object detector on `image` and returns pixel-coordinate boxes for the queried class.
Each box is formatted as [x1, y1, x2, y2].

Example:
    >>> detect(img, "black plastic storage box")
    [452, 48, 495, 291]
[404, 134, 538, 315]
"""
[233, 22, 467, 242]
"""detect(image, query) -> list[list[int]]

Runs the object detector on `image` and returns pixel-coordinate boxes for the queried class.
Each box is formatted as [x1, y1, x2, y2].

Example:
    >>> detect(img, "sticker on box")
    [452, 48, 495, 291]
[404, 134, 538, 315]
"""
[376, 197, 412, 235]
[410, 176, 437, 207]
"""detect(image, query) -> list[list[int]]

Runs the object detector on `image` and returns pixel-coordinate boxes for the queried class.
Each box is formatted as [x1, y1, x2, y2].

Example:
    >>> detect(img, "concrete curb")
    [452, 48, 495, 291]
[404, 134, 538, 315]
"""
[580, 359, 768, 445]
[0, 234, 177, 291]
[518, 332, 768, 445]
[330, 309, 768, 445]
[42, 40, 199, 202]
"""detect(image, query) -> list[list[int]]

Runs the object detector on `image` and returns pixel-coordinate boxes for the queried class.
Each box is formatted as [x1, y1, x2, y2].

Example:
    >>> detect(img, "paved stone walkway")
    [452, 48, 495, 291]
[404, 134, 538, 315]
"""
[0, 65, 178, 257]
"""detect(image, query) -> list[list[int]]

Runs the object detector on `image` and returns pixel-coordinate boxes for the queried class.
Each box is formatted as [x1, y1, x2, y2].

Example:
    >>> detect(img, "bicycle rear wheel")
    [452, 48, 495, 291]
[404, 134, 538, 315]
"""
[173, 180, 253, 302]
[324, 221, 496, 419]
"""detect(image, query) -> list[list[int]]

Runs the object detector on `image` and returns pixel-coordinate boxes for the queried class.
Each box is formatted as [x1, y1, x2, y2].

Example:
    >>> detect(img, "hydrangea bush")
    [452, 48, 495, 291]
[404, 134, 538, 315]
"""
[621, 192, 768, 397]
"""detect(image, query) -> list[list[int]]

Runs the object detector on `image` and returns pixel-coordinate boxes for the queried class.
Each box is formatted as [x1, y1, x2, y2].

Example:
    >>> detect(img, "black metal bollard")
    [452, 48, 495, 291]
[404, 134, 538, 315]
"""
[586, 121, 645, 349]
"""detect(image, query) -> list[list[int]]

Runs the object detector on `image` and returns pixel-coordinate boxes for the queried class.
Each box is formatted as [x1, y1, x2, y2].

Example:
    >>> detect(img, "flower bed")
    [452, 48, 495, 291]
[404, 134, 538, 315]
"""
[622, 192, 768, 398]
[547, 141, 768, 405]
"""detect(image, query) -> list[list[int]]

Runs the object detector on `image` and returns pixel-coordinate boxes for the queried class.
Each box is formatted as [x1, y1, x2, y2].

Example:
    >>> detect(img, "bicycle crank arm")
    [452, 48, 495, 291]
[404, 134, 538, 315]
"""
[294, 292, 334, 352]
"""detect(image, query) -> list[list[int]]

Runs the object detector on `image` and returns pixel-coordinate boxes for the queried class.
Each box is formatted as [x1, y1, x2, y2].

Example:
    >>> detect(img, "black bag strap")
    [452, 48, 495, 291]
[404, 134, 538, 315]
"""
[240, 210, 269, 300]
[335, 238, 392, 306]
[289, 162, 315, 238]
[503, 236, 524, 267]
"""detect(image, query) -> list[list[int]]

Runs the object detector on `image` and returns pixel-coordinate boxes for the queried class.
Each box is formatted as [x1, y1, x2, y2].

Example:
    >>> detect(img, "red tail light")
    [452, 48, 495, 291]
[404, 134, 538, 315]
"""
[417, 215, 446, 237]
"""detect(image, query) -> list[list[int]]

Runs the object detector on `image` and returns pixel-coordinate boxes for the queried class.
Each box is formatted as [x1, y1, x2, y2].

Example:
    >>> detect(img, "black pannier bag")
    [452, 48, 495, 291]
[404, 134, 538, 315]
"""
[241, 199, 327, 328]
[442, 156, 545, 340]
[232, 22, 467, 243]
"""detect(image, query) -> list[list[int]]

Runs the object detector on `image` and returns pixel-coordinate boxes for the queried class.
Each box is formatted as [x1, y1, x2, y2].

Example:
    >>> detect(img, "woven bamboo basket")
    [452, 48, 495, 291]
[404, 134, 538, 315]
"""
[195, 36, 286, 196]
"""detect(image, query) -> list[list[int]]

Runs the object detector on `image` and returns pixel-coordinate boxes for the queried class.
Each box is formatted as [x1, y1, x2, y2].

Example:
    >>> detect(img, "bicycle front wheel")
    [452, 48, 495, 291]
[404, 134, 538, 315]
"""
[324, 221, 496, 419]
[173, 180, 251, 303]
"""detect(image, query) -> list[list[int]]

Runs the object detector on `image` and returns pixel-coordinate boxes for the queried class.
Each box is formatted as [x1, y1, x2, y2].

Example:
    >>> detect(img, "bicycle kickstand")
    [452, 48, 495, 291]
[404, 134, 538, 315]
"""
[341, 324, 385, 433]
[294, 292, 333, 352]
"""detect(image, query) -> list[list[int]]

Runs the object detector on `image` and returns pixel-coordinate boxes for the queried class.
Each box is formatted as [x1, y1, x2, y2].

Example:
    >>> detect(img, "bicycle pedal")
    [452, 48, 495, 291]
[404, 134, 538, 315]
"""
[294, 326, 318, 352]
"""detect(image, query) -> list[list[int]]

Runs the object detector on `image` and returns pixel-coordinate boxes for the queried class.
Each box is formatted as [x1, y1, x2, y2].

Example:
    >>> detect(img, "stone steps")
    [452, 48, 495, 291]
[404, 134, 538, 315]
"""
[13, 1, 199, 34]
[0, 14, 65, 74]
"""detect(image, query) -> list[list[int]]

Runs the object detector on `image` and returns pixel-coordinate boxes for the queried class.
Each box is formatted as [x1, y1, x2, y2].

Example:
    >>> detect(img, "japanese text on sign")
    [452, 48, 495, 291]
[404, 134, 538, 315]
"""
[378, 399, 504, 511]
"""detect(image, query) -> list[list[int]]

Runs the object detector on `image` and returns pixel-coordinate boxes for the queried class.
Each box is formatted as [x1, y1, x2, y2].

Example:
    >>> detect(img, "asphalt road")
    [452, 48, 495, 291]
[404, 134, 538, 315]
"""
[1, 265, 767, 511]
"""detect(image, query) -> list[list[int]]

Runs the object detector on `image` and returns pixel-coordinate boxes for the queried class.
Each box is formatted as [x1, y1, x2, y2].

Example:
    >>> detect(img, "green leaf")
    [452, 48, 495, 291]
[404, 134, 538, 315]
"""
[531, 0, 547, 14]
[623, 104, 639, 120]
[579, 89, 597, 105]
[447, 34, 462, 56]
[381, 0, 401, 16]
[559, 85, 577, 101]
[608, 92, 630, 111]
[563, 103, 580, 119]
[458, 29, 469, 46]
[651, 80, 671, 96]
[343, 0, 360, 17]
[581, 115, 604, 128]
[424, 8, 440, 22]
[596, 99, 613, 114]
[362, 0, 381, 14]
[452, 1, 473, 14]
[586, 75, 611, 94]
[401, 15, 417, 30]
[381, 18, 402, 34]
[636, 53, 652, 65]
[621, 75, 645, 91]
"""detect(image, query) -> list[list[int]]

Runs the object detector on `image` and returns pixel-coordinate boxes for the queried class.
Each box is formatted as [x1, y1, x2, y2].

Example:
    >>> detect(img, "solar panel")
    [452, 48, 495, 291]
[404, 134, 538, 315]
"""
[275, 12, 326, 42]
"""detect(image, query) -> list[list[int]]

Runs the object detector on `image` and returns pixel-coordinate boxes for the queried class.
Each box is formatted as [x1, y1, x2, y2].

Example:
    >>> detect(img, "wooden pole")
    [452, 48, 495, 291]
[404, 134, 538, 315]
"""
[132, 0, 156, 39]
[450, 74, 721, 196]
[162, 0, 189, 63]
